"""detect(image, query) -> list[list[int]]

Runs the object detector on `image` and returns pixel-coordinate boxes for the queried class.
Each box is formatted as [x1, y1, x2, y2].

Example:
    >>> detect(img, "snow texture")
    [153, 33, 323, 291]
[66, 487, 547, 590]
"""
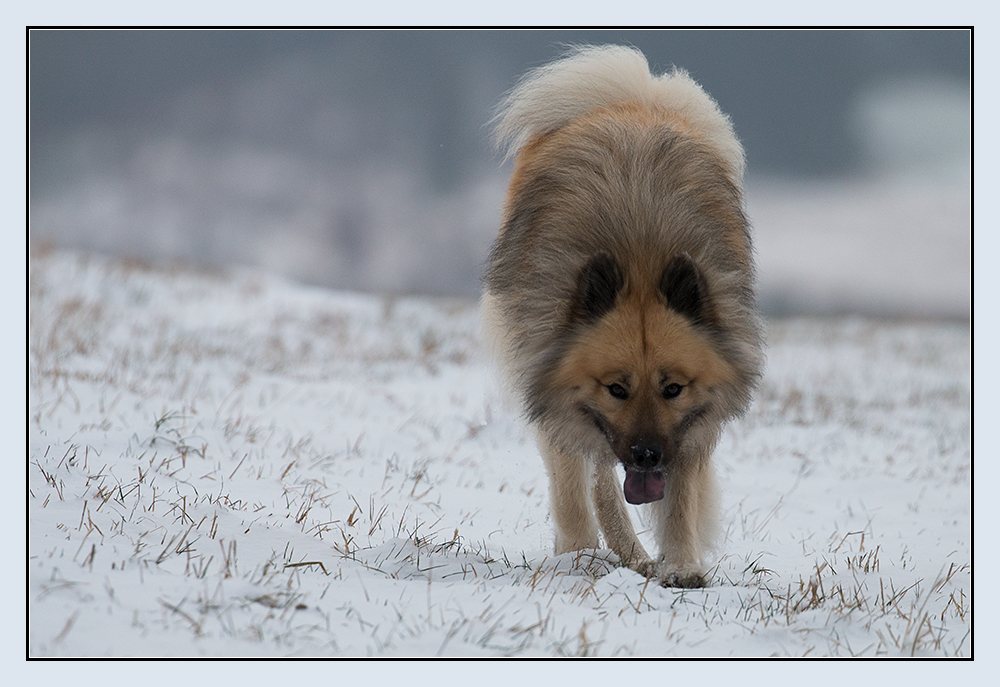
[28, 250, 970, 657]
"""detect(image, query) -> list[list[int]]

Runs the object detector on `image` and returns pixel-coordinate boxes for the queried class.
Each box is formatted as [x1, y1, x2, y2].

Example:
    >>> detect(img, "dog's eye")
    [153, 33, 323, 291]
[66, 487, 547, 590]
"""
[607, 383, 629, 400]
[662, 383, 683, 399]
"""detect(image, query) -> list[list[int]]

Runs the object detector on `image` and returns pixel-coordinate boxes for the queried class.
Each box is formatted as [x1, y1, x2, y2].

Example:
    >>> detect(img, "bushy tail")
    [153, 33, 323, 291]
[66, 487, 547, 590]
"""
[491, 45, 745, 183]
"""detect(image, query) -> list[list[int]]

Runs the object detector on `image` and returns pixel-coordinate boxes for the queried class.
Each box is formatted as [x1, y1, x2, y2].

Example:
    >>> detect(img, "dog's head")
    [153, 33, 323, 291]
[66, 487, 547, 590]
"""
[550, 251, 736, 504]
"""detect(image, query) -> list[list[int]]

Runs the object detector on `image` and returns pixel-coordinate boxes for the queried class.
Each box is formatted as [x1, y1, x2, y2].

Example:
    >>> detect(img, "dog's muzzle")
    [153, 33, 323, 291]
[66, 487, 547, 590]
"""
[630, 442, 662, 470]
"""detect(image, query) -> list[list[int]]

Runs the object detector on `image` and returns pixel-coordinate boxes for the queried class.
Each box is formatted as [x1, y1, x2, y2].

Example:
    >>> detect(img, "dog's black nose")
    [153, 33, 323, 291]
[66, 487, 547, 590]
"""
[630, 442, 662, 469]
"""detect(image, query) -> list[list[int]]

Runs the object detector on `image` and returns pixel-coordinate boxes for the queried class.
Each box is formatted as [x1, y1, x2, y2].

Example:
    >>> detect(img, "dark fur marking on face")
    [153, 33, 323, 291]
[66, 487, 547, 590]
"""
[676, 404, 710, 438]
[660, 253, 711, 325]
[650, 404, 711, 468]
[580, 405, 613, 443]
[571, 252, 623, 324]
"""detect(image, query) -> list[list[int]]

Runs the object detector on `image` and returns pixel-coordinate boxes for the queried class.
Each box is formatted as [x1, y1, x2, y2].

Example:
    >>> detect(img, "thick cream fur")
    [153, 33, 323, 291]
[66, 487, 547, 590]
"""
[492, 44, 745, 185]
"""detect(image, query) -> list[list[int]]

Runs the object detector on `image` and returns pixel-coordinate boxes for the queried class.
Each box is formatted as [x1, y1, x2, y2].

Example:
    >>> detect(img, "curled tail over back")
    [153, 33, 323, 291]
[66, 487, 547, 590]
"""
[490, 44, 745, 185]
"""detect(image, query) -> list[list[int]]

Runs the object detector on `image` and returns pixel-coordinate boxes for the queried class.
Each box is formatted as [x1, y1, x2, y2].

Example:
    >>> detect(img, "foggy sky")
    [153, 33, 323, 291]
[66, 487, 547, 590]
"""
[28, 30, 971, 314]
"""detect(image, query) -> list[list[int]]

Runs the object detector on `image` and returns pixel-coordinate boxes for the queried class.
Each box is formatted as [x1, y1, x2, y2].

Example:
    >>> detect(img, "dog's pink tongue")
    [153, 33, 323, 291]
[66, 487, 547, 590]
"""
[623, 469, 666, 505]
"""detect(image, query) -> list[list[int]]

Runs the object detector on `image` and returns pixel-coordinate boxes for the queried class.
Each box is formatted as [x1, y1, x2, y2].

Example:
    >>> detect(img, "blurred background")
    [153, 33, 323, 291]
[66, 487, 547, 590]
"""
[29, 29, 970, 319]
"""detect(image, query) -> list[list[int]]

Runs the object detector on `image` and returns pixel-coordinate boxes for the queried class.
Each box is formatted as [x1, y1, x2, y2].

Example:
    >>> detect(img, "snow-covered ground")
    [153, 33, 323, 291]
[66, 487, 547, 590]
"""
[747, 175, 969, 319]
[28, 249, 970, 657]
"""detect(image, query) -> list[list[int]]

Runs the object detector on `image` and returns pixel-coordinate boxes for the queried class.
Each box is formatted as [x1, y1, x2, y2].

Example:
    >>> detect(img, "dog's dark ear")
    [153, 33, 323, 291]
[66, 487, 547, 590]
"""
[660, 253, 709, 323]
[572, 252, 623, 323]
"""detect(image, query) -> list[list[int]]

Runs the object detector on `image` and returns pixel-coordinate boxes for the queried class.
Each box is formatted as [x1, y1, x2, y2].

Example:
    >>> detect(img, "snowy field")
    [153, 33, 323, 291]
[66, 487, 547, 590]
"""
[28, 249, 971, 658]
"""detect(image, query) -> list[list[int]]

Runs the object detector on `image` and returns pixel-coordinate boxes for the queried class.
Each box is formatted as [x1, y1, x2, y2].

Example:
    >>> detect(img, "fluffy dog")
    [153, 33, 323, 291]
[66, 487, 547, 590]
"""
[482, 46, 764, 587]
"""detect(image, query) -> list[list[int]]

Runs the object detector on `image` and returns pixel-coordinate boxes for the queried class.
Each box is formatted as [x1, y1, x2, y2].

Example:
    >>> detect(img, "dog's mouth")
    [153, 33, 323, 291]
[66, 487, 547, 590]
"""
[623, 468, 665, 504]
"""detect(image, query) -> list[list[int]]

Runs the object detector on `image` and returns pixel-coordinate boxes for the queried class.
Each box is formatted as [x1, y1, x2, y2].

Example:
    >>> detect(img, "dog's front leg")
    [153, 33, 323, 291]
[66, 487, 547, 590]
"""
[651, 458, 718, 588]
[592, 457, 654, 575]
[538, 434, 600, 554]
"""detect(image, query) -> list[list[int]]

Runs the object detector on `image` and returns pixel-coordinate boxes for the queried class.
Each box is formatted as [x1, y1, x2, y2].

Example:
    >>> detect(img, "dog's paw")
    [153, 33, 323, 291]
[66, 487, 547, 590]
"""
[659, 571, 708, 588]
[626, 557, 659, 578]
